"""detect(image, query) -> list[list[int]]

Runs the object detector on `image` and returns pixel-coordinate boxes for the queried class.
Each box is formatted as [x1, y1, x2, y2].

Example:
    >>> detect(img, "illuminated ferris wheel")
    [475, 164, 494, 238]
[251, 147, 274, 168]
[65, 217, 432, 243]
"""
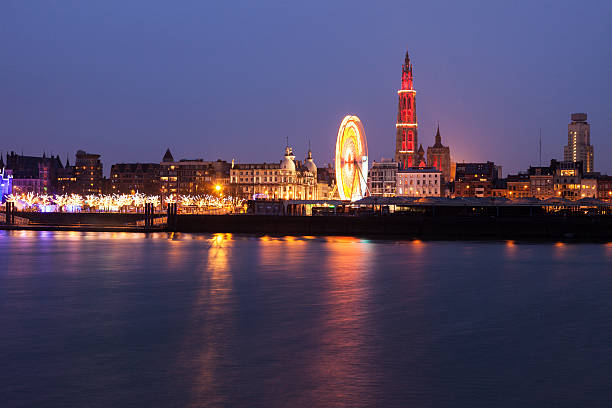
[335, 115, 369, 201]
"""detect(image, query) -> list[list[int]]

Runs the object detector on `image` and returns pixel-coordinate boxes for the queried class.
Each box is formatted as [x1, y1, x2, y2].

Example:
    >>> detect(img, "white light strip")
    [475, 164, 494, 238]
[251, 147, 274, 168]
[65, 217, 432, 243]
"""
[398, 90, 416, 94]
[396, 123, 418, 127]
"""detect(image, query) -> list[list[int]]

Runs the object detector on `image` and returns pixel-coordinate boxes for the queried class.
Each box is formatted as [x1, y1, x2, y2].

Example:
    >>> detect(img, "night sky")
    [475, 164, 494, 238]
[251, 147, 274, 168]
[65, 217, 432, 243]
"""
[2, 1, 611, 175]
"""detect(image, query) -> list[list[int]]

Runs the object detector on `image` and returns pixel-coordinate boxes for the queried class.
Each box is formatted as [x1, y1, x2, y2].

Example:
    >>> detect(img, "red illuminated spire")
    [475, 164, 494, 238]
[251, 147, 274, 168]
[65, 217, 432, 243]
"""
[395, 50, 419, 169]
[401, 51, 413, 91]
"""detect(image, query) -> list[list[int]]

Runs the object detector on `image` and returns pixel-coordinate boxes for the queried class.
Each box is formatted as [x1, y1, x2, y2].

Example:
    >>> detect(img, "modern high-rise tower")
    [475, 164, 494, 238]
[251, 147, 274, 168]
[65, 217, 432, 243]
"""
[395, 51, 419, 169]
[563, 113, 594, 172]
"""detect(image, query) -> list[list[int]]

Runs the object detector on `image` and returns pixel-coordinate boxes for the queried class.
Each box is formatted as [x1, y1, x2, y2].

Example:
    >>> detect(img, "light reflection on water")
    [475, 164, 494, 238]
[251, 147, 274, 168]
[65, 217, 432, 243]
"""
[1, 231, 612, 407]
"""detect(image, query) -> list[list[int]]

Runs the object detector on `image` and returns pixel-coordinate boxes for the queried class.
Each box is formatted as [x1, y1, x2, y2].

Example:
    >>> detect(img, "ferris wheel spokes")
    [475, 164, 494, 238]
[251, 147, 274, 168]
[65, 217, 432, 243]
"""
[335, 115, 369, 202]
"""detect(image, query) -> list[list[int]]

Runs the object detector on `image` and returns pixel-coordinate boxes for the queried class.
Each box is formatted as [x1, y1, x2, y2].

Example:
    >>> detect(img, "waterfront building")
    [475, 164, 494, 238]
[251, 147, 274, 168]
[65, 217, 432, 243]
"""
[0, 167, 13, 202]
[395, 51, 419, 169]
[5, 151, 64, 194]
[368, 158, 398, 196]
[159, 149, 230, 196]
[506, 174, 531, 199]
[563, 113, 593, 172]
[580, 175, 598, 198]
[316, 164, 338, 200]
[528, 166, 554, 200]
[427, 125, 451, 183]
[56, 156, 76, 194]
[416, 145, 426, 167]
[454, 161, 499, 198]
[552, 160, 583, 199]
[230, 146, 317, 200]
[491, 179, 508, 198]
[304, 148, 317, 177]
[396, 167, 441, 197]
[597, 175, 612, 201]
[74, 150, 103, 195]
[110, 163, 160, 194]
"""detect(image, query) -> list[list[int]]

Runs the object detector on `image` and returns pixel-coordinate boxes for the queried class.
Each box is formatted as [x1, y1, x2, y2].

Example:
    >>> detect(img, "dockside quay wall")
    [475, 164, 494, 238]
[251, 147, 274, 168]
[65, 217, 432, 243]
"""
[13, 212, 162, 226]
[172, 214, 612, 241]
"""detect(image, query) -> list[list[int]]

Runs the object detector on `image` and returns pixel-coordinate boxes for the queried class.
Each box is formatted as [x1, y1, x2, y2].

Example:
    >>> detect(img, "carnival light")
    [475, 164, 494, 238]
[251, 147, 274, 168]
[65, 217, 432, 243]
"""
[146, 195, 161, 208]
[180, 195, 194, 206]
[23, 192, 38, 209]
[335, 115, 368, 201]
[133, 193, 146, 208]
[2, 192, 245, 214]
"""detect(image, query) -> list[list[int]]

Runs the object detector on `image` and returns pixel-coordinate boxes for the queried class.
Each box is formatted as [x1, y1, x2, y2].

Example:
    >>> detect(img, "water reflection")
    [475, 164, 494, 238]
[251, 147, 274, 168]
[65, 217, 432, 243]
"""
[184, 233, 236, 407]
[305, 238, 376, 406]
[2, 232, 612, 407]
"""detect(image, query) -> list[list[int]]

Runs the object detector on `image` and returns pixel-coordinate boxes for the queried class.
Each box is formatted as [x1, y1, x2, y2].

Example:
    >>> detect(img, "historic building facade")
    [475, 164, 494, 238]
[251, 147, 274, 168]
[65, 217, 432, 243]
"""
[110, 163, 160, 194]
[454, 162, 500, 198]
[506, 174, 531, 199]
[230, 146, 317, 200]
[552, 160, 583, 200]
[427, 125, 451, 183]
[396, 167, 441, 197]
[4, 151, 64, 194]
[368, 159, 398, 196]
[597, 175, 612, 201]
[528, 165, 554, 200]
[395, 51, 419, 170]
[159, 149, 229, 196]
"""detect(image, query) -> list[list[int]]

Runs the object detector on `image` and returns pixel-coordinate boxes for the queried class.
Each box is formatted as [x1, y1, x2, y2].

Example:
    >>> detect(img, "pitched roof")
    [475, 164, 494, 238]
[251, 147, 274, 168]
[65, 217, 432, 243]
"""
[162, 148, 174, 162]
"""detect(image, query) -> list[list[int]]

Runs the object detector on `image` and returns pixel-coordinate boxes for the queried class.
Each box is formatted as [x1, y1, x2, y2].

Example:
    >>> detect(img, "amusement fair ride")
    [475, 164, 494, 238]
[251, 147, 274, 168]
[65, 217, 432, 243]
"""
[335, 115, 369, 201]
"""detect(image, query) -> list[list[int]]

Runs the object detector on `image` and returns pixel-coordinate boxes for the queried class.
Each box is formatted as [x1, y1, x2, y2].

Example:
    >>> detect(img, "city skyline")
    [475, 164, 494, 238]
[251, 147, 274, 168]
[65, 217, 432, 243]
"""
[2, 1, 611, 175]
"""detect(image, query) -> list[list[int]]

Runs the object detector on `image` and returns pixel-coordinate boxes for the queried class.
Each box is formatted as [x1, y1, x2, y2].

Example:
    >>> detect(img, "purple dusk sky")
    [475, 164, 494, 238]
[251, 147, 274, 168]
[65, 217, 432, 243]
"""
[1, 1, 611, 176]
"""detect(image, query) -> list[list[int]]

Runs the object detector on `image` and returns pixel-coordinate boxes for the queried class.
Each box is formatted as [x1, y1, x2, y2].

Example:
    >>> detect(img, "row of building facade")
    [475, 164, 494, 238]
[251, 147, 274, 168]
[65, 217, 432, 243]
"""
[368, 156, 611, 201]
[0, 51, 604, 204]
[366, 51, 605, 201]
[0, 146, 337, 200]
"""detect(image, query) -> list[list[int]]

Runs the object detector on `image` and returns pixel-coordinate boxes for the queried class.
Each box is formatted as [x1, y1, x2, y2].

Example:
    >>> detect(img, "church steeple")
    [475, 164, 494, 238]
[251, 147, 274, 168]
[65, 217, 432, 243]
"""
[433, 124, 443, 148]
[427, 123, 451, 185]
[417, 144, 426, 167]
[401, 51, 414, 91]
[395, 50, 418, 169]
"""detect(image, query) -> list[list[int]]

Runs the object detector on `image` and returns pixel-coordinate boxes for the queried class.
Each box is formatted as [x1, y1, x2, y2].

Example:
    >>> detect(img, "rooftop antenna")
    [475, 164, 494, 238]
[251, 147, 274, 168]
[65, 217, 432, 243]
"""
[286, 135, 289, 148]
[539, 128, 542, 166]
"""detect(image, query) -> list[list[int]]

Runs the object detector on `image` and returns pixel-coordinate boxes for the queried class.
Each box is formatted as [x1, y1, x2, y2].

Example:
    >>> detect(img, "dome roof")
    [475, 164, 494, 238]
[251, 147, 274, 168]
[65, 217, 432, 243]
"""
[305, 149, 317, 174]
[281, 146, 295, 171]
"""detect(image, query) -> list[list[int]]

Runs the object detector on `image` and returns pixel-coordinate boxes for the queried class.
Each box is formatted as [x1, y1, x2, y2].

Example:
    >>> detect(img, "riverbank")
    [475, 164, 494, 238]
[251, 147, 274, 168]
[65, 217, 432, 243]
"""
[2, 212, 612, 241]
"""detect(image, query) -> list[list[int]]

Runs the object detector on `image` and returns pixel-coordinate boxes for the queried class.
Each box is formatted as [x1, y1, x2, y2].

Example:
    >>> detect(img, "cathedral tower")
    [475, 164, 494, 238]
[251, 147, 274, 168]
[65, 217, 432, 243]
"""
[395, 51, 419, 169]
[427, 124, 451, 183]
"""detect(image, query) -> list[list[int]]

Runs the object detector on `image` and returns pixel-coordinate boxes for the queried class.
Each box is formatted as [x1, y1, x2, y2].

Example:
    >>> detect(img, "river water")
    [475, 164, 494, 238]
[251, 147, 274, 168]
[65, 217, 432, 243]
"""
[1, 231, 612, 407]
